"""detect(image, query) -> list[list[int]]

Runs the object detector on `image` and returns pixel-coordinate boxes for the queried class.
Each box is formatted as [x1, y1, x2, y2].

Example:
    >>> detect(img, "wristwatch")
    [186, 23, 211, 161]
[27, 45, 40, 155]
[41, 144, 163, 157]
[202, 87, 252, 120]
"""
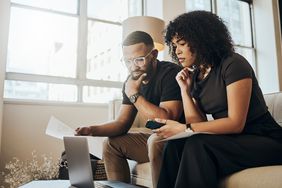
[129, 93, 141, 103]
[185, 123, 194, 132]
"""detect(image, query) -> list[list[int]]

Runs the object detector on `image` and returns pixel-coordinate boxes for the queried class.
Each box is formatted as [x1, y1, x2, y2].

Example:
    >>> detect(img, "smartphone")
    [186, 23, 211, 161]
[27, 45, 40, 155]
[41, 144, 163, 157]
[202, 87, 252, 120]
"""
[145, 120, 165, 129]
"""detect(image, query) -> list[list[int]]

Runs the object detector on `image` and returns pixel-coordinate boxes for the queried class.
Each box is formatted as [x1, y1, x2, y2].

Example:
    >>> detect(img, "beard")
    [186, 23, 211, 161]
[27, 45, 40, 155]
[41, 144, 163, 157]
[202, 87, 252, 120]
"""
[130, 71, 146, 80]
[130, 61, 155, 81]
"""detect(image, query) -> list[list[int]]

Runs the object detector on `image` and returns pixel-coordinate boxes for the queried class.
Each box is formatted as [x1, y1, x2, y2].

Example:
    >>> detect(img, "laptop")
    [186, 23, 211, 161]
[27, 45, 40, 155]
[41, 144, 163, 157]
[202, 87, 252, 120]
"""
[63, 136, 141, 188]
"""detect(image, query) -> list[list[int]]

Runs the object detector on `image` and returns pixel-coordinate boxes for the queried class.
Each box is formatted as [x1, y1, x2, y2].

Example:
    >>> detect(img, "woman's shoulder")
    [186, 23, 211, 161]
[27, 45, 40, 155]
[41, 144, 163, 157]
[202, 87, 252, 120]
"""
[221, 53, 251, 67]
[217, 53, 254, 85]
[219, 53, 253, 73]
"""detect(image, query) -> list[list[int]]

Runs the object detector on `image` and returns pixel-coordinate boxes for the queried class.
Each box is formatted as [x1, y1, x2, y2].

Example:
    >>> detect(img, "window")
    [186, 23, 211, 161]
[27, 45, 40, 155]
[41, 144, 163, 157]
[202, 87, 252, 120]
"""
[7, 7, 78, 78]
[4, 80, 77, 102]
[185, 0, 211, 12]
[185, 0, 255, 69]
[5, 0, 143, 103]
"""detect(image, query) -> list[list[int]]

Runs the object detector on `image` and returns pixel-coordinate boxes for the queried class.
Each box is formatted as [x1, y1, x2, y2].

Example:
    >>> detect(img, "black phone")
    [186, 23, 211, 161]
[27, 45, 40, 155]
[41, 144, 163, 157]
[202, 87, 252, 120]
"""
[145, 120, 165, 129]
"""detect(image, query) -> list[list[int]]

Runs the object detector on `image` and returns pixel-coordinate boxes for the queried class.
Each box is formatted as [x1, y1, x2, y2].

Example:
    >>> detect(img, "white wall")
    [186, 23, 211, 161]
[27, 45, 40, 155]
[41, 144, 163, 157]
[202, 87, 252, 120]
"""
[253, 0, 282, 93]
[145, 0, 186, 28]
[1, 102, 108, 178]
[146, 0, 186, 61]
[0, 0, 10, 157]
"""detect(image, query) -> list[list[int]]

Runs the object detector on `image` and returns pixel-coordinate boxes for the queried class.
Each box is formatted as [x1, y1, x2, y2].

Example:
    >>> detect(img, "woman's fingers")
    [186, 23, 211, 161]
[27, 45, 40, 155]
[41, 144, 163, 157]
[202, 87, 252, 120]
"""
[154, 118, 167, 124]
[178, 70, 187, 77]
[176, 68, 192, 81]
[156, 122, 186, 138]
[155, 118, 177, 125]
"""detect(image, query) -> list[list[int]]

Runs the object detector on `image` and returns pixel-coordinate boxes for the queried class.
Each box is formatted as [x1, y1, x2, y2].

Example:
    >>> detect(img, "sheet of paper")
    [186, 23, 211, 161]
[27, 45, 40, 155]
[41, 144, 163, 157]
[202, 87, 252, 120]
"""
[46, 116, 75, 140]
[46, 116, 106, 158]
[159, 131, 212, 142]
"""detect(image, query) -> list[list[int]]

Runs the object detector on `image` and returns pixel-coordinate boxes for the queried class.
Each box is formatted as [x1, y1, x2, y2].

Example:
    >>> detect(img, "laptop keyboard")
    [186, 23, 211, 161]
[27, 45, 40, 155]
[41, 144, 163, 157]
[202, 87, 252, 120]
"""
[94, 182, 112, 188]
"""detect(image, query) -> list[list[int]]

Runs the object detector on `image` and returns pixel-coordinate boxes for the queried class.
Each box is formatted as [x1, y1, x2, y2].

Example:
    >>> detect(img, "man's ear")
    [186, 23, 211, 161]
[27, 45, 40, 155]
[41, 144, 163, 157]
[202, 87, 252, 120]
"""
[151, 49, 159, 59]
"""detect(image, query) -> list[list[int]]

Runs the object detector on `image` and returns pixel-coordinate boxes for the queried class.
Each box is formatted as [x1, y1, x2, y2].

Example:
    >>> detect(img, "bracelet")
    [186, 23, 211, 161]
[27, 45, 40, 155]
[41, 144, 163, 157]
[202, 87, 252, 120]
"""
[186, 123, 194, 132]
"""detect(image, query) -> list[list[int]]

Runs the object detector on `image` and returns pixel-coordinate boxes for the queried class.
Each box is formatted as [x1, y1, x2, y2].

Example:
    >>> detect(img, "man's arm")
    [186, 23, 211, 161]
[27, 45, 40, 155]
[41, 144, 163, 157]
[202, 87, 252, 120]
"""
[125, 72, 183, 121]
[76, 104, 137, 137]
[134, 96, 183, 121]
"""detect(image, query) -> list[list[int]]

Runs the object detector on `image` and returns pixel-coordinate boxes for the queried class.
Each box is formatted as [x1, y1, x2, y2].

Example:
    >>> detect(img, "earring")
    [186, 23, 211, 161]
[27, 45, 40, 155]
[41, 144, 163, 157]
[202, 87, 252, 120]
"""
[192, 64, 197, 70]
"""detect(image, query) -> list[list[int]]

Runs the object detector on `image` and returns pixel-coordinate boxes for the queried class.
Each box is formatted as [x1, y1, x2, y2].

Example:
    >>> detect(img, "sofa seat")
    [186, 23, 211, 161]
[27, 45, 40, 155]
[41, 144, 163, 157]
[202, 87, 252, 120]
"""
[128, 161, 152, 187]
[129, 162, 282, 188]
[109, 92, 282, 188]
[219, 165, 282, 188]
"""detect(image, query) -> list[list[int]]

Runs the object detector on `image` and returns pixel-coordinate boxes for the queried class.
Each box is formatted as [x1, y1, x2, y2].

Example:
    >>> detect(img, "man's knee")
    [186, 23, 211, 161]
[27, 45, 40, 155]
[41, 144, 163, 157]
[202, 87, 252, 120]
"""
[103, 134, 139, 157]
[103, 138, 111, 158]
[147, 134, 164, 160]
[103, 137, 123, 158]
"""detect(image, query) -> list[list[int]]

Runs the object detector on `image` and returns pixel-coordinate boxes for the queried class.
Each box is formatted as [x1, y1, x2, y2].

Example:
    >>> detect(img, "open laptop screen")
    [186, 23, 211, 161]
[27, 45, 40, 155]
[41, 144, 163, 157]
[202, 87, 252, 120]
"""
[63, 136, 95, 188]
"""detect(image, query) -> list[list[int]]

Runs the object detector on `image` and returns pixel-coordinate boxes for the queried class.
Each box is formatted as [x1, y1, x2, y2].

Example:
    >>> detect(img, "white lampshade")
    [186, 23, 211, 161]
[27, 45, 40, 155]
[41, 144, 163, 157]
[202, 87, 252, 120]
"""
[122, 16, 165, 51]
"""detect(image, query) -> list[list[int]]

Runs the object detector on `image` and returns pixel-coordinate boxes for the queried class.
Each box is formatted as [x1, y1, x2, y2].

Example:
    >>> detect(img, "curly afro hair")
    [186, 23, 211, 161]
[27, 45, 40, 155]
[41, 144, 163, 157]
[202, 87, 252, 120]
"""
[165, 10, 234, 67]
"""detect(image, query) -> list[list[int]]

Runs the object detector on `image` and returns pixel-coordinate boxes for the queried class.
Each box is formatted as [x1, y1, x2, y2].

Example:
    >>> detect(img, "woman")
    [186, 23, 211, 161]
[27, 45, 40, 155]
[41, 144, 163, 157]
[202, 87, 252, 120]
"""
[155, 11, 282, 188]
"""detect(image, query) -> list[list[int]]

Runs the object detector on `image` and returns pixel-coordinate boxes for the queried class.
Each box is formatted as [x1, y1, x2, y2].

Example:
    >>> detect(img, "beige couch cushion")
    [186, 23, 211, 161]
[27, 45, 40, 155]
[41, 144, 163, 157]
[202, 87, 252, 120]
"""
[219, 166, 282, 188]
[220, 92, 282, 188]
[108, 99, 148, 128]
[264, 92, 282, 126]
[129, 160, 152, 187]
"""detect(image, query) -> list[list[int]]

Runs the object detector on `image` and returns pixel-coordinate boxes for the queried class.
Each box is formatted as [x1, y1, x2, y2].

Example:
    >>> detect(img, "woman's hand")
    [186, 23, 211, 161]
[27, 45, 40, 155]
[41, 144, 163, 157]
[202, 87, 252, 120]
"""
[176, 67, 194, 92]
[154, 118, 186, 138]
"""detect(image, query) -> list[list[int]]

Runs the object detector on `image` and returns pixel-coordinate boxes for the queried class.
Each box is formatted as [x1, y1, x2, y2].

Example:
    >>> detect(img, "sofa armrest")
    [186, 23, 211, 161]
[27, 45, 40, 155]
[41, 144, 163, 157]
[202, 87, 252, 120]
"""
[108, 99, 122, 120]
[264, 92, 282, 127]
[87, 136, 107, 159]
[108, 99, 141, 128]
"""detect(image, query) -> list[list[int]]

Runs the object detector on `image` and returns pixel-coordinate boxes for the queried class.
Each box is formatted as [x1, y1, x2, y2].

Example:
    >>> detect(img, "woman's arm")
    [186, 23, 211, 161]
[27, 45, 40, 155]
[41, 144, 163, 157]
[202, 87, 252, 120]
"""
[155, 78, 252, 138]
[191, 78, 252, 134]
[176, 68, 207, 123]
[181, 89, 207, 123]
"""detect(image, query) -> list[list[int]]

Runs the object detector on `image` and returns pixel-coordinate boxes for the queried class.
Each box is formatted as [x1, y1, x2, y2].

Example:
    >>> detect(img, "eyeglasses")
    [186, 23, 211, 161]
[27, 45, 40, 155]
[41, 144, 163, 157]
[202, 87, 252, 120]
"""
[122, 49, 154, 67]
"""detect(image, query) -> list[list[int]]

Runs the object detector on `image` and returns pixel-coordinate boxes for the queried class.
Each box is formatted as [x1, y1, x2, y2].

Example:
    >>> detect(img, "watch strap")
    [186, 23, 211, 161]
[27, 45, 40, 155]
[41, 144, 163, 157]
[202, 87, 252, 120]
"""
[185, 123, 194, 132]
[129, 92, 141, 103]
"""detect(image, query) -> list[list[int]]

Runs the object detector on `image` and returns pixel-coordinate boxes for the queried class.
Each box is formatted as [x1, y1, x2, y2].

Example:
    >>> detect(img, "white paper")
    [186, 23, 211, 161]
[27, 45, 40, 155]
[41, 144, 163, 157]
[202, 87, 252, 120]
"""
[159, 131, 212, 141]
[46, 116, 106, 159]
[46, 116, 75, 140]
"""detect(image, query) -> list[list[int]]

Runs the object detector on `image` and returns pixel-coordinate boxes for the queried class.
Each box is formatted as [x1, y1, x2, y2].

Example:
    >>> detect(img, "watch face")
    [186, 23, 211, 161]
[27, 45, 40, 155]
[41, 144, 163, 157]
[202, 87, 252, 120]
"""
[129, 95, 136, 103]
[129, 93, 139, 103]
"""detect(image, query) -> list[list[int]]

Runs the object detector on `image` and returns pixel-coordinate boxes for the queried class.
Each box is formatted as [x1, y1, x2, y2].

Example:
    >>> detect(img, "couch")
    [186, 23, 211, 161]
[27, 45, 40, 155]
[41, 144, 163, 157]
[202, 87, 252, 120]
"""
[108, 92, 282, 188]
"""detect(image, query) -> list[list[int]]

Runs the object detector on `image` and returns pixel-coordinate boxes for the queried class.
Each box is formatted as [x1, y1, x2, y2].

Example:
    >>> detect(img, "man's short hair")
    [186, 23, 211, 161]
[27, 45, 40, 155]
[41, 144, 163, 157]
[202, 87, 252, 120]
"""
[122, 31, 154, 49]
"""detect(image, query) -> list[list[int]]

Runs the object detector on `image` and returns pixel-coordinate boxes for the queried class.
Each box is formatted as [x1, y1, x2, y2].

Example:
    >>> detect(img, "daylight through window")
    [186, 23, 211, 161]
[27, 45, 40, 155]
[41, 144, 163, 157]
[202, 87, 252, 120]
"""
[5, 0, 143, 103]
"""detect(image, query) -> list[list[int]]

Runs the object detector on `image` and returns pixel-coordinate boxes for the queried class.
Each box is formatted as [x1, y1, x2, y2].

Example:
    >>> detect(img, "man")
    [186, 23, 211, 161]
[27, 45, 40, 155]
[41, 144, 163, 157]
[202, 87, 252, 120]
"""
[76, 31, 183, 188]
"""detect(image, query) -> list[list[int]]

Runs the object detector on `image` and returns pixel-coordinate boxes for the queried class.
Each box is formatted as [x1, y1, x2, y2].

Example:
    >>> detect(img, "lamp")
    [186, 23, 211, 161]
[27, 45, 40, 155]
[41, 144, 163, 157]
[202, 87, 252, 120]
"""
[122, 16, 165, 51]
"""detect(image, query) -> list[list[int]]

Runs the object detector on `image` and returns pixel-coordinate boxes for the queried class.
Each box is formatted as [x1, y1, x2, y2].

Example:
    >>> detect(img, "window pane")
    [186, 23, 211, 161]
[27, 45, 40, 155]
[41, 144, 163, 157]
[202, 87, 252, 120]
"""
[4, 80, 77, 102]
[217, 0, 252, 47]
[87, 21, 127, 82]
[83, 86, 122, 103]
[235, 47, 255, 70]
[11, 0, 78, 14]
[185, 0, 211, 11]
[7, 7, 78, 78]
[87, 0, 142, 22]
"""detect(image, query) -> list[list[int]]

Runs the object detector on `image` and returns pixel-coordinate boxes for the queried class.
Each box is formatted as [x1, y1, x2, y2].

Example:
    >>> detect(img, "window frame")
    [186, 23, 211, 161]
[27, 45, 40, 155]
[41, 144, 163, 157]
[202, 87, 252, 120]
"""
[186, 0, 256, 72]
[5, 0, 144, 104]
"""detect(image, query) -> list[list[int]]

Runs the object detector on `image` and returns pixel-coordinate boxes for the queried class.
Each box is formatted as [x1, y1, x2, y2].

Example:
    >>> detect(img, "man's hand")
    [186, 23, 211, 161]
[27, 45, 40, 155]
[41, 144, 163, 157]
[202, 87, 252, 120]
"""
[125, 73, 147, 97]
[75, 126, 93, 136]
